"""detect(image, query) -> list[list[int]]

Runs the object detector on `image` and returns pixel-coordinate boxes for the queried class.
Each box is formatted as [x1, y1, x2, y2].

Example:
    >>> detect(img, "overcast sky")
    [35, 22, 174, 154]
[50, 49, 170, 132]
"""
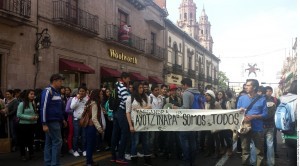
[166, 0, 297, 85]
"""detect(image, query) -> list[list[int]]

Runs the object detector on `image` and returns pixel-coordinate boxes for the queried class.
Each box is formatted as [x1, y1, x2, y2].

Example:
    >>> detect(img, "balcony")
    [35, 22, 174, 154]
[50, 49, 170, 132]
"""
[53, 0, 99, 36]
[198, 73, 205, 81]
[105, 24, 146, 52]
[188, 69, 196, 78]
[145, 43, 165, 60]
[0, 0, 31, 25]
[206, 76, 212, 83]
[172, 64, 183, 74]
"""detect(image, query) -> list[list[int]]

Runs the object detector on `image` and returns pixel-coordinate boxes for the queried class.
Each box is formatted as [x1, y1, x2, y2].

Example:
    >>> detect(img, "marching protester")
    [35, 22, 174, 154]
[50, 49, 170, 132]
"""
[83, 89, 104, 166]
[111, 72, 131, 164]
[279, 80, 297, 166]
[203, 89, 222, 158]
[40, 74, 67, 166]
[237, 79, 268, 166]
[164, 84, 182, 159]
[173, 78, 201, 166]
[4, 89, 19, 152]
[149, 84, 164, 157]
[103, 88, 114, 151]
[65, 90, 76, 155]
[16, 89, 38, 160]
[70, 86, 89, 157]
[217, 90, 233, 157]
[126, 82, 152, 165]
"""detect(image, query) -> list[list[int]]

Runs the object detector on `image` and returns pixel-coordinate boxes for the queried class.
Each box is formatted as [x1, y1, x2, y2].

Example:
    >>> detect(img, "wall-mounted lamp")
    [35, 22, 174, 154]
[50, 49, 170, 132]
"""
[35, 28, 51, 50]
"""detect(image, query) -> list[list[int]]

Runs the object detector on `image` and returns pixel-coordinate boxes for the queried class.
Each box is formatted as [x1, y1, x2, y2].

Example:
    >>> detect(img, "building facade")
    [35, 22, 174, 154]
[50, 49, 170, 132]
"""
[0, 0, 167, 91]
[164, 19, 220, 90]
[177, 0, 213, 53]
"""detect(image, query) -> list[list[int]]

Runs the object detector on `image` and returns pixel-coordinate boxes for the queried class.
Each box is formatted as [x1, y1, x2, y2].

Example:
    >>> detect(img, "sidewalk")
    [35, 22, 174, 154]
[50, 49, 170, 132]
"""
[0, 150, 111, 166]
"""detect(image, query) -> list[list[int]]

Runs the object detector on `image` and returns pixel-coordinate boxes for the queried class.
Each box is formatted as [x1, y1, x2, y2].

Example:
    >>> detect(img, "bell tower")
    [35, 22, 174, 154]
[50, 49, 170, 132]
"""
[177, 0, 199, 41]
[199, 7, 214, 52]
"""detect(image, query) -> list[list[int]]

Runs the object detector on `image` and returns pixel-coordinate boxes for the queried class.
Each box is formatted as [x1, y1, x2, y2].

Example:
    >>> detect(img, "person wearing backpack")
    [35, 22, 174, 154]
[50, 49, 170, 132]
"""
[278, 80, 297, 166]
[237, 79, 268, 166]
[110, 72, 131, 164]
[172, 78, 201, 166]
[40, 74, 67, 166]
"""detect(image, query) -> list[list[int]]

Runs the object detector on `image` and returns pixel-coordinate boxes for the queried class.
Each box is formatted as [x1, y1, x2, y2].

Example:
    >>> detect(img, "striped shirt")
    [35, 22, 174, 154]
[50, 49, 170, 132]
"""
[117, 81, 129, 110]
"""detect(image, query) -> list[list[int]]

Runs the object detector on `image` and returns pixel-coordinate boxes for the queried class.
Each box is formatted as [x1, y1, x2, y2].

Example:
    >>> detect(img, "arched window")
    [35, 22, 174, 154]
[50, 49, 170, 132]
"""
[190, 13, 193, 19]
[169, 37, 171, 47]
[184, 13, 187, 20]
[179, 43, 182, 52]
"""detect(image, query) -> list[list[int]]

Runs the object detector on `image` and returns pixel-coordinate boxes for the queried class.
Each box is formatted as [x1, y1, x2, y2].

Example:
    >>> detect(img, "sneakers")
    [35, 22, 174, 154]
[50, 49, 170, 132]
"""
[83, 151, 86, 157]
[137, 152, 144, 158]
[73, 151, 80, 157]
[125, 154, 131, 160]
[68, 149, 74, 155]
[116, 159, 129, 164]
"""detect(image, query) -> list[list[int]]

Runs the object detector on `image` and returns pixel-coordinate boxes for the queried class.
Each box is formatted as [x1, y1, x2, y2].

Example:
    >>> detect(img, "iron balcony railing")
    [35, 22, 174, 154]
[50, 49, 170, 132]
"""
[0, 0, 31, 17]
[53, 0, 99, 34]
[172, 64, 183, 74]
[207, 76, 212, 83]
[198, 73, 205, 81]
[105, 24, 146, 52]
[188, 69, 196, 77]
[214, 79, 219, 85]
[146, 43, 164, 59]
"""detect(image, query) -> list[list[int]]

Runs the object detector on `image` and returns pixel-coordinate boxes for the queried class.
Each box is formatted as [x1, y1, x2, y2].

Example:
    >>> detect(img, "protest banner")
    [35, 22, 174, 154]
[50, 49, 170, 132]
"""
[132, 109, 244, 131]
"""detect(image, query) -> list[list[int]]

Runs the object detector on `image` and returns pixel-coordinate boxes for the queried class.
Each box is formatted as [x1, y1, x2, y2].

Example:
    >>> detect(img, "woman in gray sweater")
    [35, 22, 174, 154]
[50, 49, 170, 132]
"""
[17, 89, 39, 160]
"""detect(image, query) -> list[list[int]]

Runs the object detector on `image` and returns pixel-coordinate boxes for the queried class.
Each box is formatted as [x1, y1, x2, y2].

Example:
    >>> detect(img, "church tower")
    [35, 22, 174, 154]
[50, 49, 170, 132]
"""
[199, 7, 214, 52]
[177, 0, 199, 41]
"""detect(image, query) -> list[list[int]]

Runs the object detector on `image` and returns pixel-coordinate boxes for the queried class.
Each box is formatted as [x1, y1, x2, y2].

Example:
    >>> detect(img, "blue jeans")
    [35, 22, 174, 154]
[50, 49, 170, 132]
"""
[179, 131, 196, 166]
[250, 128, 275, 166]
[73, 119, 86, 151]
[111, 108, 129, 160]
[130, 132, 150, 157]
[44, 121, 62, 166]
[85, 125, 97, 165]
[264, 128, 275, 166]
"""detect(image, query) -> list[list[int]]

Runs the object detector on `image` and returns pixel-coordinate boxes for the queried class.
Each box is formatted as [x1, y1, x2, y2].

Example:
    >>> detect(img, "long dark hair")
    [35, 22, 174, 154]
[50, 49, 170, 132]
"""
[131, 82, 148, 107]
[23, 89, 36, 111]
[86, 89, 100, 109]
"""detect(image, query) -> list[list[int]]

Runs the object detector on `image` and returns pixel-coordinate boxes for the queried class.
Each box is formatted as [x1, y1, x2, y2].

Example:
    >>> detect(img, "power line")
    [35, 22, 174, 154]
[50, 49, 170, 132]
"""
[220, 48, 286, 59]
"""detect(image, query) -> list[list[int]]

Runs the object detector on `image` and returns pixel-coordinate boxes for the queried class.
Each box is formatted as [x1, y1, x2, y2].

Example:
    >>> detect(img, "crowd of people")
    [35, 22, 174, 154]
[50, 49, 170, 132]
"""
[0, 72, 297, 166]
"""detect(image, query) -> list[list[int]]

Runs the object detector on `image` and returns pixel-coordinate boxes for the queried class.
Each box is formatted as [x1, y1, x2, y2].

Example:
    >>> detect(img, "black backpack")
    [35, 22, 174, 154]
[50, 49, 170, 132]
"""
[109, 82, 120, 111]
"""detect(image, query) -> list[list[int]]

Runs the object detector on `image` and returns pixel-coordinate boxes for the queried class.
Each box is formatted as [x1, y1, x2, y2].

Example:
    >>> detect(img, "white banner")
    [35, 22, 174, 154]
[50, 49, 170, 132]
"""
[133, 109, 244, 131]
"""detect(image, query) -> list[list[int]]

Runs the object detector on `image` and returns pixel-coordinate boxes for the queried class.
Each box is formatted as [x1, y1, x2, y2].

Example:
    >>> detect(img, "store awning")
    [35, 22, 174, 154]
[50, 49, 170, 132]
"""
[130, 72, 147, 81]
[59, 58, 95, 74]
[148, 76, 163, 84]
[101, 67, 121, 78]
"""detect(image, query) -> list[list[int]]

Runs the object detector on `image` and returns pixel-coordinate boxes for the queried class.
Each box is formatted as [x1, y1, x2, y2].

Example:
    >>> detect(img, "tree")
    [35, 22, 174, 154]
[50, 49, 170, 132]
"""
[218, 71, 229, 90]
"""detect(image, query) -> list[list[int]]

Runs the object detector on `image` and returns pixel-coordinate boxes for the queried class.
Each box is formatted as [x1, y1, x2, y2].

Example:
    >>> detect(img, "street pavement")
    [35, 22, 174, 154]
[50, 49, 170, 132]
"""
[0, 131, 292, 166]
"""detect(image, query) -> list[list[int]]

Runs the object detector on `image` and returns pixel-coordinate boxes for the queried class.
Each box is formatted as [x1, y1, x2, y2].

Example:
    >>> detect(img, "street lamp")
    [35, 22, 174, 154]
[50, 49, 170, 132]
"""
[34, 28, 51, 89]
[35, 28, 51, 50]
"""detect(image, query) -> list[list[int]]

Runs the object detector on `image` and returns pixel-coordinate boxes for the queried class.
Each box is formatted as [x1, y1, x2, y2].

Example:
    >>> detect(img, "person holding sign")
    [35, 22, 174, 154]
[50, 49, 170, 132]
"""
[125, 82, 152, 166]
[172, 78, 201, 166]
[203, 90, 222, 158]
[237, 79, 268, 166]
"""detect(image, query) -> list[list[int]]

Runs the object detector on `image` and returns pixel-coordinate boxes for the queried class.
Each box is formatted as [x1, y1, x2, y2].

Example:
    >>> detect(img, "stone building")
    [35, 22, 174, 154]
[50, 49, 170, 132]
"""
[154, 0, 219, 89]
[164, 19, 220, 90]
[177, 0, 214, 53]
[0, 0, 167, 91]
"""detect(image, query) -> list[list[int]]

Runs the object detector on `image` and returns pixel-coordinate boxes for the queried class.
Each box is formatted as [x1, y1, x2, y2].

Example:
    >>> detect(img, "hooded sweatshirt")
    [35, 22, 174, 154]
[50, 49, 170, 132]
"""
[179, 88, 200, 109]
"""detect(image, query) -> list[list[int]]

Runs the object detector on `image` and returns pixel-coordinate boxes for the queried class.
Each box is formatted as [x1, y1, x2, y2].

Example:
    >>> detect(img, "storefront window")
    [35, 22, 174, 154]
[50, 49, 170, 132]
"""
[61, 72, 82, 90]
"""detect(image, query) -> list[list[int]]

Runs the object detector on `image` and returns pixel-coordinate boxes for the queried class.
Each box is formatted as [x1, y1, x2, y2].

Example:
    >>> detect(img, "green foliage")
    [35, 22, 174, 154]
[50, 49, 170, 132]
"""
[218, 71, 229, 90]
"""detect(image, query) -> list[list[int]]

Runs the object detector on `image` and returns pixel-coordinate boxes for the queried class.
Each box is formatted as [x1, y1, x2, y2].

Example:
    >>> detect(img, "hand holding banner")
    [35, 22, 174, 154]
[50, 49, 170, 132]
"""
[133, 109, 244, 131]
